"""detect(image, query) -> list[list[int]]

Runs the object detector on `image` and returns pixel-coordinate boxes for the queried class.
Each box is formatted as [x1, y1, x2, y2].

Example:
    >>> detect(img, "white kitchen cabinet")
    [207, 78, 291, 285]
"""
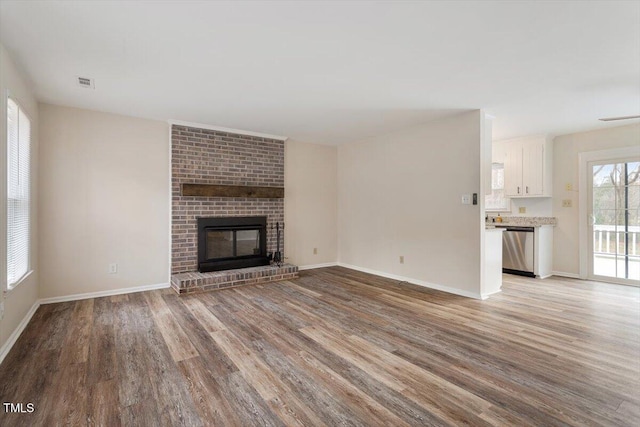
[534, 225, 553, 279]
[483, 228, 504, 298]
[504, 142, 523, 196]
[502, 135, 552, 197]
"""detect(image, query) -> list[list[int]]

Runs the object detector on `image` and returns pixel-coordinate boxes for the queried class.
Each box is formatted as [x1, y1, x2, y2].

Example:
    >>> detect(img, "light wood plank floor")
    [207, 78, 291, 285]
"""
[1, 267, 639, 426]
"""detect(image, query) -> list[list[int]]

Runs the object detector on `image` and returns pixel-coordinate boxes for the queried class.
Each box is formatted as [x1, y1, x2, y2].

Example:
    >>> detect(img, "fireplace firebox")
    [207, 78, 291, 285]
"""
[197, 216, 270, 272]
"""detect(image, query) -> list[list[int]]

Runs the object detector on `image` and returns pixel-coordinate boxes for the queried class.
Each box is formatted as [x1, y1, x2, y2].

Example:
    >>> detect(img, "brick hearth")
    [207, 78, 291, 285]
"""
[171, 264, 299, 294]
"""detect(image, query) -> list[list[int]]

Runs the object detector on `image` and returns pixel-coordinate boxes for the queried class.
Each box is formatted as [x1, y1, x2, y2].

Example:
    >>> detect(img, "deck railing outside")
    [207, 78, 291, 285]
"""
[592, 225, 640, 280]
[593, 224, 640, 256]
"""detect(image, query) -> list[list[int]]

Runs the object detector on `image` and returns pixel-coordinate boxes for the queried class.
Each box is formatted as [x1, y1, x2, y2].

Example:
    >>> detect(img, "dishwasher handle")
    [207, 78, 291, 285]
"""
[502, 226, 535, 232]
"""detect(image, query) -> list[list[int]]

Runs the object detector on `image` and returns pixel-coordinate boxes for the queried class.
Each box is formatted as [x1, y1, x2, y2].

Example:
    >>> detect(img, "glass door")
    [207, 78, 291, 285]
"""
[588, 159, 640, 284]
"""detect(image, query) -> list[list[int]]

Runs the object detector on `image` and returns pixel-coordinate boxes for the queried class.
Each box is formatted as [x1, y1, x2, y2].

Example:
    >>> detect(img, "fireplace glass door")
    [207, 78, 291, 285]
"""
[236, 230, 260, 256]
[206, 230, 234, 259]
[206, 228, 260, 260]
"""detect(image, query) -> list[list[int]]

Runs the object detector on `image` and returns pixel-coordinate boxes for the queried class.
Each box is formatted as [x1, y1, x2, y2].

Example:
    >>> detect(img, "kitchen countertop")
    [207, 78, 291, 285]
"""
[486, 216, 557, 227]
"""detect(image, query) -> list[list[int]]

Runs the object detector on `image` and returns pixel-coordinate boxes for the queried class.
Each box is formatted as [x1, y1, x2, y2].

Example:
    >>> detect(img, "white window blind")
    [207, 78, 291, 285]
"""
[7, 97, 31, 287]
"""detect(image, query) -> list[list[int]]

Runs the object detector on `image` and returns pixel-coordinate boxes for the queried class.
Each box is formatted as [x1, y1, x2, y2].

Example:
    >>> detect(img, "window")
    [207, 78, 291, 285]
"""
[7, 97, 31, 287]
[485, 162, 510, 212]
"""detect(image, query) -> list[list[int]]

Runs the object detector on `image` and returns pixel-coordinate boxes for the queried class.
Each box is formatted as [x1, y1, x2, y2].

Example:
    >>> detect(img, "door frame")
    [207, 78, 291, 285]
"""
[579, 146, 640, 284]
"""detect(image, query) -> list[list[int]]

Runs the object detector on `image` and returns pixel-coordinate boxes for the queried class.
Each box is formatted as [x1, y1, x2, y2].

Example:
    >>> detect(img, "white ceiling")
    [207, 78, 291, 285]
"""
[1, 1, 638, 144]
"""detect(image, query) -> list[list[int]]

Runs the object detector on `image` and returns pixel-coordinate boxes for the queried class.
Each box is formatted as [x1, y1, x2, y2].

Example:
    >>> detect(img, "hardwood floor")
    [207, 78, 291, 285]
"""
[1, 266, 638, 426]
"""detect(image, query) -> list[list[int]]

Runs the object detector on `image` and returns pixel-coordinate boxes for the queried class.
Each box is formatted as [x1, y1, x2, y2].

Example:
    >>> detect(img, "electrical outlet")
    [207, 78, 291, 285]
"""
[566, 183, 573, 191]
[461, 194, 471, 205]
[399, 256, 404, 264]
[519, 207, 526, 214]
[108, 263, 118, 274]
[562, 199, 572, 208]
[313, 248, 318, 255]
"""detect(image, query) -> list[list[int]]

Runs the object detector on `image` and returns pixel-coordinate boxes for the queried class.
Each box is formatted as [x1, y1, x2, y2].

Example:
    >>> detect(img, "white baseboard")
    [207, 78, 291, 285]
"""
[481, 289, 502, 300]
[551, 271, 581, 279]
[0, 300, 40, 365]
[337, 262, 483, 299]
[298, 262, 338, 271]
[39, 282, 170, 305]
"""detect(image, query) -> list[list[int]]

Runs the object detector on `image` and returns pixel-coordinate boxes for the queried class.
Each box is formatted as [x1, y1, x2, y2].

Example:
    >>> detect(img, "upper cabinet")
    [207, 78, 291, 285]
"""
[499, 135, 553, 198]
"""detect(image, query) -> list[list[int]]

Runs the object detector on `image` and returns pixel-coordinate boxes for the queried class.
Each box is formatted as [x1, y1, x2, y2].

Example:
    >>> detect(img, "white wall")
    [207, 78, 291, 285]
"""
[0, 44, 39, 351]
[552, 123, 640, 276]
[337, 111, 484, 297]
[38, 104, 170, 298]
[285, 140, 338, 268]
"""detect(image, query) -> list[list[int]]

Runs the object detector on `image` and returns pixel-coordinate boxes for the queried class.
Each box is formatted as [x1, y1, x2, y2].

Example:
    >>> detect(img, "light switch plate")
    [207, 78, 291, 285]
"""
[519, 207, 526, 214]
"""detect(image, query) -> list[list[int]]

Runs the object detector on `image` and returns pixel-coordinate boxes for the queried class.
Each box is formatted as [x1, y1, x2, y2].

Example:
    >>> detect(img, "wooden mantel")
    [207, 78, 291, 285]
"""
[181, 183, 284, 198]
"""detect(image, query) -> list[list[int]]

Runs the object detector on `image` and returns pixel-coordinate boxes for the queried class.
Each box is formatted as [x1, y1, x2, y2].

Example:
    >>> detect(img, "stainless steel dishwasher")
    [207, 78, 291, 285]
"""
[498, 226, 535, 277]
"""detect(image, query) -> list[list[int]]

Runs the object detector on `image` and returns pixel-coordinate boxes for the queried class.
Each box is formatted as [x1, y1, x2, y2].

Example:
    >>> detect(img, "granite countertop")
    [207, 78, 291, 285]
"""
[486, 216, 557, 227]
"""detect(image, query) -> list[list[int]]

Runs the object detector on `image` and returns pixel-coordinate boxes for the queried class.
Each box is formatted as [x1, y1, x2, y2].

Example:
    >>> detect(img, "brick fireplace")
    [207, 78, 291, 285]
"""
[170, 124, 297, 293]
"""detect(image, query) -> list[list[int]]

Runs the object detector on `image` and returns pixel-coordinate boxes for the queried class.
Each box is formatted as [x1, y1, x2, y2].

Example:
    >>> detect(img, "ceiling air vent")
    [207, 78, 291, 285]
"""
[77, 76, 95, 89]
